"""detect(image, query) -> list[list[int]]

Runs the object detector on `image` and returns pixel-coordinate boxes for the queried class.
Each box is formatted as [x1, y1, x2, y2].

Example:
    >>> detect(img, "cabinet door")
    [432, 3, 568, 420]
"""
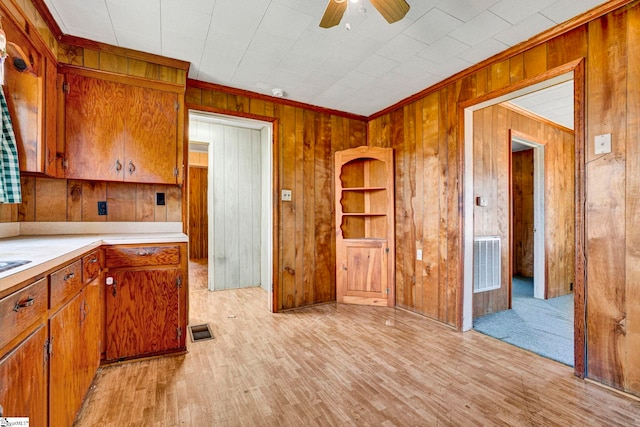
[80, 279, 101, 397]
[44, 56, 60, 177]
[65, 73, 126, 181]
[125, 86, 178, 183]
[106, 268, 181, 361]
[49, 291, 84, 427]
[0, 325, 48, 427]
[336, 239, 389, 306]
[2, 13, 45, 175]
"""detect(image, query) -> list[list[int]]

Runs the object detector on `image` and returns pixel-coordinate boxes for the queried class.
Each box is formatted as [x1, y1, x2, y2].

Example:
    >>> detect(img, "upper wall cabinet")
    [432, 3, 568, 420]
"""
[2, 5, 59, 177]
[61, 69, 184, 184]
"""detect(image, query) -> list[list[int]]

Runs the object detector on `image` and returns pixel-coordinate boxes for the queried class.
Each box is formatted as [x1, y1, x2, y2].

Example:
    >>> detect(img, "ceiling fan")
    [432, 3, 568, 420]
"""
[320, 0, 410, 28]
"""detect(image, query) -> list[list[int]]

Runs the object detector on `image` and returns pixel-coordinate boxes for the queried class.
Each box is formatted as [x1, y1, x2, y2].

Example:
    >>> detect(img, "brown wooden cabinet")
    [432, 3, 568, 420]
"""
[0, 325, 48, 427]
[0, 241, 184, 426]
[1, 1, 59, 177]
[62, 70, 182, 184]
[48, 256, 102, 427]
[0, 277, 49, 426]
[103, 243, 187, 362]
[335, 146, 395, 307]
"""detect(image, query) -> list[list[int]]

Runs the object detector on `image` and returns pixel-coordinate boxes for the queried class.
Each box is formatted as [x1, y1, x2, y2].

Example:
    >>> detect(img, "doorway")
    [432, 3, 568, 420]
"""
[188, 111, 274, 310]
[461, 67, 582, 369]
[511, 133, 545, 300]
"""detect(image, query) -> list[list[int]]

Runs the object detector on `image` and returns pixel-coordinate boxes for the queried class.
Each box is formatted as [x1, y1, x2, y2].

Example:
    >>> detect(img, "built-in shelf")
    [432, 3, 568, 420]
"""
[335, 146, 395, 307]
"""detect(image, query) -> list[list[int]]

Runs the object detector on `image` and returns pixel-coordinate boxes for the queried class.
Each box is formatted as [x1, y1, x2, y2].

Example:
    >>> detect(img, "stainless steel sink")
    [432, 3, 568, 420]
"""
[0, 260, 31, 273]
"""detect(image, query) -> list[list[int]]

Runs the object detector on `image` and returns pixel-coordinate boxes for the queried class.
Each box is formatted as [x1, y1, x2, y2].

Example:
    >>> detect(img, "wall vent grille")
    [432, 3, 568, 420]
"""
[473, 236, 501, 293]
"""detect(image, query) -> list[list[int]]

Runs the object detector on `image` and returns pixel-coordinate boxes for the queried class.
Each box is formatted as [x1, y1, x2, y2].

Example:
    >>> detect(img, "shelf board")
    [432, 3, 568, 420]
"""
[341, 238, 387, 242]
[341, 213, 387, 216]
[341, 186, 386, 191]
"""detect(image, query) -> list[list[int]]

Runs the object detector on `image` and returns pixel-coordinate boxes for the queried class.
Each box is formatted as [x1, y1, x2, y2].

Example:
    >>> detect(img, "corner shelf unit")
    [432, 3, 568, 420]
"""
[335, 146, 395, 307]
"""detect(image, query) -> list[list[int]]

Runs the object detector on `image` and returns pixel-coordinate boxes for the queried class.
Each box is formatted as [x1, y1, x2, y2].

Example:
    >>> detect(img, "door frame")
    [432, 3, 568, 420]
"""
[186, 107, 279, 313]
[510, 131, 546, 300]
[460, 59, 586, 376]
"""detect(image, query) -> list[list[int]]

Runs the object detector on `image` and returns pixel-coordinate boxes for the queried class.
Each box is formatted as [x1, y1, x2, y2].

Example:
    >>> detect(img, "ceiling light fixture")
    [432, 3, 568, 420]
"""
[319, 0, 409, 28]
[271, 88, 285, 98]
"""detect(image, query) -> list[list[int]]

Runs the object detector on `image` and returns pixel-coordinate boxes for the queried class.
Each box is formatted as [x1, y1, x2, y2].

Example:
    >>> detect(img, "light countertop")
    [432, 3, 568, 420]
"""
[0, 232, 188, 294]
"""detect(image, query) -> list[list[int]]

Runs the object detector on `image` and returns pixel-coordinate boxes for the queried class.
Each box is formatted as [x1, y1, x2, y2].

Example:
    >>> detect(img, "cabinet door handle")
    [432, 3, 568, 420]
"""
[128, 160, 136, 175]
[64, 272, 75, 281]
[115, 159, 122, 172]
[14, 297, 34, 311]
[89, 257, 98, 264]
[106, 277, 117, 297]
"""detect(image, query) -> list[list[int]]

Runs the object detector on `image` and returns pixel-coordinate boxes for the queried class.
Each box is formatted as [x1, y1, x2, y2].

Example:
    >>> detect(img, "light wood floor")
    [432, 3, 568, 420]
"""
[75, 261, 640, 426]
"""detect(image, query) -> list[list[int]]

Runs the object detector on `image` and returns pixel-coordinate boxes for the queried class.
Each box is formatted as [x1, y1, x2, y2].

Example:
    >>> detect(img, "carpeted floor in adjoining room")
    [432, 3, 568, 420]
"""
[473, 276, 574, 366]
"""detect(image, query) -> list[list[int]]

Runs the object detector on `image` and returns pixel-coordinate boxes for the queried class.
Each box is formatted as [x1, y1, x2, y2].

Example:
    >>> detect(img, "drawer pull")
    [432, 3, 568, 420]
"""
[14, 297, 34, 312]
[137, 250, 153, 257]
[64, 272, 76, 281]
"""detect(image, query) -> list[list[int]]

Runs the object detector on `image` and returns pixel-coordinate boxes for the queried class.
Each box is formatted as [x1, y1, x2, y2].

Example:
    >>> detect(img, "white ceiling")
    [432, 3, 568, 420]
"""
[42, 0, 606, 116]
[509, 80, 574, 129]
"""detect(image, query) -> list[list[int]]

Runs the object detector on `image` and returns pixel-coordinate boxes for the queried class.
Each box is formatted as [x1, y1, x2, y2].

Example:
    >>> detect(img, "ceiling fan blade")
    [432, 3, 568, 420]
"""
[320, 0, 347, 28]
[369, 0, 410, 24]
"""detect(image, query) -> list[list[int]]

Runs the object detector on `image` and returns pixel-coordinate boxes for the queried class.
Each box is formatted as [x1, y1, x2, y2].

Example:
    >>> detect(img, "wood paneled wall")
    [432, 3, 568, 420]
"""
[186, 85, 367, 310]
[472, 105, 574, 318]
[57, 45, 187, 86]
[17, 177, 181, 222]
[369, 1, 640, 396]
[512, 149, 534, 278]
[188, 167, 208, 259]
[1, 0, 58, 55]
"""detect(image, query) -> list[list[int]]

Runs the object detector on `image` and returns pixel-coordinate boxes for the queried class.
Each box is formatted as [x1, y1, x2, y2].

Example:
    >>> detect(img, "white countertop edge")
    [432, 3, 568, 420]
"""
[0, 232, 188, 293]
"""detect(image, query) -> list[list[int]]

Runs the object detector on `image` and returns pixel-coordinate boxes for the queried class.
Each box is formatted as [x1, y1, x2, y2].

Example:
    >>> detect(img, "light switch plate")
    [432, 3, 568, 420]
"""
[416, 249, 423, 261]
[476, 197, 488, 207]
[281, 189, 292, 201]
[595, 133, 611, 154]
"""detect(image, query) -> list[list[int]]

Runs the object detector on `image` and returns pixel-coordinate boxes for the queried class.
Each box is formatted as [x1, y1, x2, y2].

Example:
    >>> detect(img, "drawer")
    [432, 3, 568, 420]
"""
[83, 250, 101, 284]
[0, 278, 47, 350]
[50, 259, 83, 309]
[104, 245, 180, 268]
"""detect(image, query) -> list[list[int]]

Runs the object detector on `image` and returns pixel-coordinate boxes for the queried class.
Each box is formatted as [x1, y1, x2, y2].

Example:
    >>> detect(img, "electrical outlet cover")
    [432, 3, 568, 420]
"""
[98, 201, 107, 215]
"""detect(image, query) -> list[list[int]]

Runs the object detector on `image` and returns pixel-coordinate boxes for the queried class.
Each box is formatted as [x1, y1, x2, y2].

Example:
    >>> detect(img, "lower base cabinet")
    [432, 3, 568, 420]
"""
[0, 241, 187, 426]
[0, 325, 48, 427]
[104, 243, 187, 362]
[49, 279, 101, 427]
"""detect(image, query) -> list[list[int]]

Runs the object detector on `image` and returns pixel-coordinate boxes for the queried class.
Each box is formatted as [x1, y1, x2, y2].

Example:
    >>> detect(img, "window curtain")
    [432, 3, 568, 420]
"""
[0, 85, 21, 204]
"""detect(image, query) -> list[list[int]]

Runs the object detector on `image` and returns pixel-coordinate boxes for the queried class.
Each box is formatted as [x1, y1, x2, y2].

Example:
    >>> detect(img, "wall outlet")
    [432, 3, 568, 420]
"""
[416, 249, 423, 261]
[594, 133, 611, 154]
[156, 192, 166, 206]
[281, 189, 292, 201]
[97, 201, 108, 215]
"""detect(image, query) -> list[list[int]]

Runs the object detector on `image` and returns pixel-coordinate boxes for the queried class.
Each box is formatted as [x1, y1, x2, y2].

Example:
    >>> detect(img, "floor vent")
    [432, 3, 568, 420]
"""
[473, 236, 501, 293]
[189, 324, 214, 342]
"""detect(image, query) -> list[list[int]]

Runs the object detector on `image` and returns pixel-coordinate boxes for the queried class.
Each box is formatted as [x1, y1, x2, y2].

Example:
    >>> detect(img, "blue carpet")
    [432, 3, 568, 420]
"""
[473, 276, 574, 366]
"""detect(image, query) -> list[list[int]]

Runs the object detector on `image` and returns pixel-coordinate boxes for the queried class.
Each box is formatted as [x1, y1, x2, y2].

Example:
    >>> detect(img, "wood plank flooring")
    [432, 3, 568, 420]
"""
[75, 263, 640, 426]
